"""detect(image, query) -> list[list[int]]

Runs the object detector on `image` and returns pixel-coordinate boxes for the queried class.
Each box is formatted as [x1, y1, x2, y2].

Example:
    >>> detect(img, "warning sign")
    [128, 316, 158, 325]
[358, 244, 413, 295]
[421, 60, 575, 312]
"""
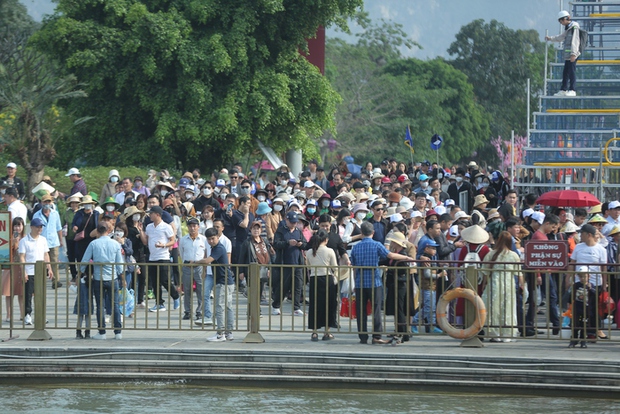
[524, 240, 568, 270]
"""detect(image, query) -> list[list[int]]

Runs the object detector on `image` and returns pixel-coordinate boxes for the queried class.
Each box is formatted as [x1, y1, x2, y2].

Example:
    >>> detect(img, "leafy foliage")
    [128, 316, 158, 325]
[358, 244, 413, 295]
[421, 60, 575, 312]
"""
[448, 19, 546, 140]
[33, 0, 362, 171]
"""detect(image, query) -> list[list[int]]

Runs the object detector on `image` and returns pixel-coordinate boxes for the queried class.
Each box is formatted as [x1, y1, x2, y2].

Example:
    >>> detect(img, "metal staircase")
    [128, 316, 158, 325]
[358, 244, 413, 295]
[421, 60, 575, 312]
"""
[519, 1, 620, 201]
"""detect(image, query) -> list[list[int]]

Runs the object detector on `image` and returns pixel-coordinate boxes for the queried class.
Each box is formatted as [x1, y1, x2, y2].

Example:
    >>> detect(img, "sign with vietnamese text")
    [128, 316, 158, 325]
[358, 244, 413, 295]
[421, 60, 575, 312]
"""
[524, 240, 568, 270]
[0, 211, 11, 264]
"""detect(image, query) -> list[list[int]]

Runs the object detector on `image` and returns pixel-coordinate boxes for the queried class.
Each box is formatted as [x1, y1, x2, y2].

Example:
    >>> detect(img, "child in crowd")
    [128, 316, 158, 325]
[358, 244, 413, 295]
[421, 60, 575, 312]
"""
[568, 266, 594, 348]
[412, 240, 444, 334]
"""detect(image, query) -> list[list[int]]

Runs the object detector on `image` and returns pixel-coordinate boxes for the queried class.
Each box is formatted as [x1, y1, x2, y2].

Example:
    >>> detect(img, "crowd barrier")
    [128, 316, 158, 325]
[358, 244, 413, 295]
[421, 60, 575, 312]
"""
[1, 260, 618, 346]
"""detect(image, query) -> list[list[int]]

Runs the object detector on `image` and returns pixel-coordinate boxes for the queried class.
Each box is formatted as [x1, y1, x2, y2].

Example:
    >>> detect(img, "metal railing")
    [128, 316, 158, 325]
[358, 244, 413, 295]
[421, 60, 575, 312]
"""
[1, 260, 617, 346]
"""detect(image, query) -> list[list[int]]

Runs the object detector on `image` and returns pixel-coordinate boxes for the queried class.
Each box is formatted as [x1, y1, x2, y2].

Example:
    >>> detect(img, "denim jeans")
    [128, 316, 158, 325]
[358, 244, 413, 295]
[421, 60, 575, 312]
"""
[561, 58, 578, 91]
[203, 273, 214, 320]
[413, 289, 437, 326]
[182, 265, 203, 316]
[93, 279, 121, 335]
[214, 283, 235, 334]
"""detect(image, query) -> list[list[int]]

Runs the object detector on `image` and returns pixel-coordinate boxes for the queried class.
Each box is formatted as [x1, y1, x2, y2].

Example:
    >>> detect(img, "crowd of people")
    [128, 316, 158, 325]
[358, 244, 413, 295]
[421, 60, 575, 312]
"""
[0, 158, 617, 346]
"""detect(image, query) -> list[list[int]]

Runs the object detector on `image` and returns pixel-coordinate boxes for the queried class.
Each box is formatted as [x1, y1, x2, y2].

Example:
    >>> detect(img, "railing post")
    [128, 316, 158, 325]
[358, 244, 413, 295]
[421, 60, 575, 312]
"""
[461, 266, 483, 348]
[28, 260, 52, 341]
[243, 263, 264, 343]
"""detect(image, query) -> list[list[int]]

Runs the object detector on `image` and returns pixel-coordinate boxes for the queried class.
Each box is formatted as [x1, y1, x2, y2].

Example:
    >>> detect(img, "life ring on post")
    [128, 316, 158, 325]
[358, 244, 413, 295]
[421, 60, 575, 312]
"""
[436, 288, 486, 340]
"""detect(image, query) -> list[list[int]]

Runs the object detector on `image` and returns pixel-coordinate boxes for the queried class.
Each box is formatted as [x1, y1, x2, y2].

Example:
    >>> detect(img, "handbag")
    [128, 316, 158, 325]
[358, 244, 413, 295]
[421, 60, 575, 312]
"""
[74, 212, 92, 242]
[250, 239, 270, 282]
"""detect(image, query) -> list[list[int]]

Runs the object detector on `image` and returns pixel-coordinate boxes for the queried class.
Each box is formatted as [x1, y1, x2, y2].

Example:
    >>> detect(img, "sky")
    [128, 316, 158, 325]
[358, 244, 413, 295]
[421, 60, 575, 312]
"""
[21, 0, 563, 59]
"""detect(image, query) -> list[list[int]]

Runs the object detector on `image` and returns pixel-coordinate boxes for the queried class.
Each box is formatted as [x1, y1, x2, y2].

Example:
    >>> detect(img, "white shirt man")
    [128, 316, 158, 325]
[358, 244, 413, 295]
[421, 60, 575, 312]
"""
[571, 224, 607, 287]
[5, 188, 27, 221]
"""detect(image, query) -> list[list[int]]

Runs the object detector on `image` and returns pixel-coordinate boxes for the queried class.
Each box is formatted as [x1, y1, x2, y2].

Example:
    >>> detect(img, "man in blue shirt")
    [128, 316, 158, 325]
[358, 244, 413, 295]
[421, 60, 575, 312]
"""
[81, 222, 124, 340]
[351, 222, 414, 344]
[33, 194, 64, 289]
[366, 200, 389, 244]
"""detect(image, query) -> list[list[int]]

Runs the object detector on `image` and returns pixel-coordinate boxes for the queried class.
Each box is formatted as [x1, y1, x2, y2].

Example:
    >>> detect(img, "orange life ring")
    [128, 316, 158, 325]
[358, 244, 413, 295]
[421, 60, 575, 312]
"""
[436, 288, 487, 340]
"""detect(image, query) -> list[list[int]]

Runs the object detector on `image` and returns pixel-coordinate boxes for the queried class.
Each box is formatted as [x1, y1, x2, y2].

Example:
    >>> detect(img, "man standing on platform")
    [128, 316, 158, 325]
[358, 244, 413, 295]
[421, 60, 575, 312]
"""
[546, 10, 581, 97]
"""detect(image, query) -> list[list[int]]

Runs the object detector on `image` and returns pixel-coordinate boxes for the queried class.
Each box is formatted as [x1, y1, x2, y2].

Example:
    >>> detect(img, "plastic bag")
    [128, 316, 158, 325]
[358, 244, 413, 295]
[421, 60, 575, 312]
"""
[119, 288, 135, 317]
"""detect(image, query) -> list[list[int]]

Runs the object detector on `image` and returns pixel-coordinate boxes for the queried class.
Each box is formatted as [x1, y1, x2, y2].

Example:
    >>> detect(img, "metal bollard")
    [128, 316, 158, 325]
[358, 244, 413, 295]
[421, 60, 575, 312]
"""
[28, 261, 52, 341]
[243, 263, 265, 343]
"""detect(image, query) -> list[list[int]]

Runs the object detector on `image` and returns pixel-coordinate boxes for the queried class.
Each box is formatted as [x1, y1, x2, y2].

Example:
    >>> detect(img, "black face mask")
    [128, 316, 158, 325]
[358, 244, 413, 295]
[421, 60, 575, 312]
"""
[165, 207, 174, 214]
[193, 174, 198, 179]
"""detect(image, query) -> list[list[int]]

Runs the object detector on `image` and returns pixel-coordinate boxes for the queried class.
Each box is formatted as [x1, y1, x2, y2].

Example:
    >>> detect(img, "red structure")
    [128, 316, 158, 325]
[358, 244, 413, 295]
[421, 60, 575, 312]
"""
[303, 26, 325, 75]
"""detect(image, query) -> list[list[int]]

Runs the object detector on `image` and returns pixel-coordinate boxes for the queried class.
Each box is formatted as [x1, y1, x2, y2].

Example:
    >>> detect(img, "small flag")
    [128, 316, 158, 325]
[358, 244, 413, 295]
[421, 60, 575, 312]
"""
[404, 126, 414, 154]
[431, 134, 443, 151]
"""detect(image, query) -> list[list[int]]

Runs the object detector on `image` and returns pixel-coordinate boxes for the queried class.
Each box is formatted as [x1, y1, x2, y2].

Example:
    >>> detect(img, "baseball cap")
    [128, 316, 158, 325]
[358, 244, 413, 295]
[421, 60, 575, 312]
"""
[390, 213, 404, 223]
[303, 180, 315, 188]
[150, 206, 164, 215]
[578, 223, 597, 236]
[65, 167, 80, 176]
[286, 211, 299, 223]
[522, 208, 535, 218]
[187, 217, 200, 225]
[531, 211, 545, 225]
[179, 177, 190, 187]
[216, 179, 226, 187]
[332, 200, 342, 208]
[449, 224, 459, 238]
[30, 217, 46, 227]
[419, 174, 429, 181]
[444, 199, 455, 207]
[609, 200, 620, 209]
[5, 187, 18, 197]
[6, 162, 16, 169]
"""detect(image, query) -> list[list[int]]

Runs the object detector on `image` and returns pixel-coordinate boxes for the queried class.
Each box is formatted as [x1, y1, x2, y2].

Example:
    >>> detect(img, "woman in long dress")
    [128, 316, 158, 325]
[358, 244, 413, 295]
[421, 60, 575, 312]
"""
[481, 231, 524, 342]
[2, 217, 25, 322]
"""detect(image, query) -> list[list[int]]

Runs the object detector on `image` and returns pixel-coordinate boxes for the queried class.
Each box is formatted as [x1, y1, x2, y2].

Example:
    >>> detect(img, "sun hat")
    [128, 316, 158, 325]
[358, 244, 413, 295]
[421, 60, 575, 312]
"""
[256, 201, 272, 216]
[386, 232, 408, 248]
[381, 177, 392, 184]
[487, 209, 500, 220]
[608, 225, 620, 236]
[108, 169, 120, 180]
[473, 194, 489, 208]
[563, 221, 578, 234]
[65, 167, 80, 176]
[31, 180, 55, 196]
[390, 213, 404, 223]
[352, 203, 369, 214]
[120, 205, 145, 222]
[181, 202, 196, 217]
[426, 209, 438, 218]
[589, 204, 602, 214]
[102, 196, 121, 208]
[588, 214, 607, 224]
[41, 194, 54, 203]
[454, 211, 471, 221]
[67, 192, 83, 204]
[78, 195, 97, 206]
[460, 225, 489, 244]
[156, 181, 175, 191]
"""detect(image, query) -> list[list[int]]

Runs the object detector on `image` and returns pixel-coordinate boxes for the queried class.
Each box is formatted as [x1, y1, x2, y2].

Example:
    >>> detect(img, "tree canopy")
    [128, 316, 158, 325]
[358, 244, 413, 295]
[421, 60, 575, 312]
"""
[448, 19, 546, 140]
[33, 0, 362, 170]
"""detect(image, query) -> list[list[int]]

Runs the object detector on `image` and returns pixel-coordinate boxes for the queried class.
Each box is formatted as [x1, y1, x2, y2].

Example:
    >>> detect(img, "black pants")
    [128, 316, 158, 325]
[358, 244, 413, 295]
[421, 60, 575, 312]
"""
[147, 260, 179, 306]
[271, 266, 302, 310]
[308, 276, 338, 330]
[24, 275, 34, 315]
[561, 58, 577, 91]
[355, 286, 384, 342]
[525, 273, 560, 330]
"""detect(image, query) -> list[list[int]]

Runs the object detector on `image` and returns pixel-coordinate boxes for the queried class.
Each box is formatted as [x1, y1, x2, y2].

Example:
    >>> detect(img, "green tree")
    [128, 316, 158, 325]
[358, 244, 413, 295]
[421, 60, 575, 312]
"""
[0, 1, 88, 192]
[448, 19, 546, 141]
[326, 16, 488, 165]
[33, 0, 362, 171]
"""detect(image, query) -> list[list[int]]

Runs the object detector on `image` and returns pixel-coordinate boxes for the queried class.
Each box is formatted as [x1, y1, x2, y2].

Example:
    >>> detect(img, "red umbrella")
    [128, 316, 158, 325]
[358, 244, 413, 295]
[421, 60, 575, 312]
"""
[253, 161, 274, 171]
[536, 190, 600, 207]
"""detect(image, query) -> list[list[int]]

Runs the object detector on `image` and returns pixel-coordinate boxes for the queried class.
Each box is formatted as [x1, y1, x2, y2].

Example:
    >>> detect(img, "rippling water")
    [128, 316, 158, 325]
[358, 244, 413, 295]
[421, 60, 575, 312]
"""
[2, 382, 619, 413]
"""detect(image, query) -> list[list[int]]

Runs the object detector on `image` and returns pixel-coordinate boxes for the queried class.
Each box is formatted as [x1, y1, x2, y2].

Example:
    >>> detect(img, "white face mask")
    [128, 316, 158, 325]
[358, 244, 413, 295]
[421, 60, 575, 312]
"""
[322, 200, 330, 208]
[343, 218, 351, 226]
[106, 205, 115, 212]
[0, 189, 5, 195]
[273, 204, 283, 212]
[114, 231, 124, 238]
[203, 188, 212, 196]
[110, 176, 119, 183]
[356, 212, 366, 221]
[482, 182, 489, 188]
[220, 193, 228, 200]
[161, 190, 168, 197]
[185, 193, 194, 200]
[257, 195, 266, 202]
[455, 177, 463, 183]
[420, 182, 428, 188]
[132, 214, 141, 221]
[83, 204, 93, 211]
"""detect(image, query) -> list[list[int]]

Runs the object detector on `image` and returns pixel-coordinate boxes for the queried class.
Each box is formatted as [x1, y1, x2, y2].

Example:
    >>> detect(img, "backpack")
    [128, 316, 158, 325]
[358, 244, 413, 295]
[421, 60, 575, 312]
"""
[463, 244, 484, 284]
[576, 27, 588, 55]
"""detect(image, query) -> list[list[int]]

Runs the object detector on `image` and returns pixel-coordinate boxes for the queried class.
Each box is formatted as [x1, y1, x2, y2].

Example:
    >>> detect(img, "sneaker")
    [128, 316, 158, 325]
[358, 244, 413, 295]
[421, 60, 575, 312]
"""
[182, 312, 191, 320]
[173, 298, 180, 310]
[411, 326, 418, 334]
[138, 302, 146, 308]
[114, 333, 122, 340]
[147, 290, 155, 299]
[225, 332, 234, 341]
[194, 317, 212, 325]
[432, 327, 444, 334]
[92, 333, 107, 340]
[554, 90, 567, 96]
[207, 333, 226, 342]
[24, 314, 32, 325]
[149, 304, 166, 312]
[566, 90, 577, 97]
[293, 309, 305, 316]
[105, 316, 110, 324]
[272, 307, 281, 315]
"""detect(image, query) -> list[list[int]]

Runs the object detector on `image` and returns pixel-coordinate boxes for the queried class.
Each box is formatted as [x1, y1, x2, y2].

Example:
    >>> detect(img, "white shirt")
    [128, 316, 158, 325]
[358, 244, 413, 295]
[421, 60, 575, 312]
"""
[571, 242, 607, 286]
[145, 221, 175, 261]
[114, 190, 140, 205]
[179, 233, 207, 262]
[8, 200, 28, 222]
[205, 234, 231, 275]
[18, 233, 49, 275]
